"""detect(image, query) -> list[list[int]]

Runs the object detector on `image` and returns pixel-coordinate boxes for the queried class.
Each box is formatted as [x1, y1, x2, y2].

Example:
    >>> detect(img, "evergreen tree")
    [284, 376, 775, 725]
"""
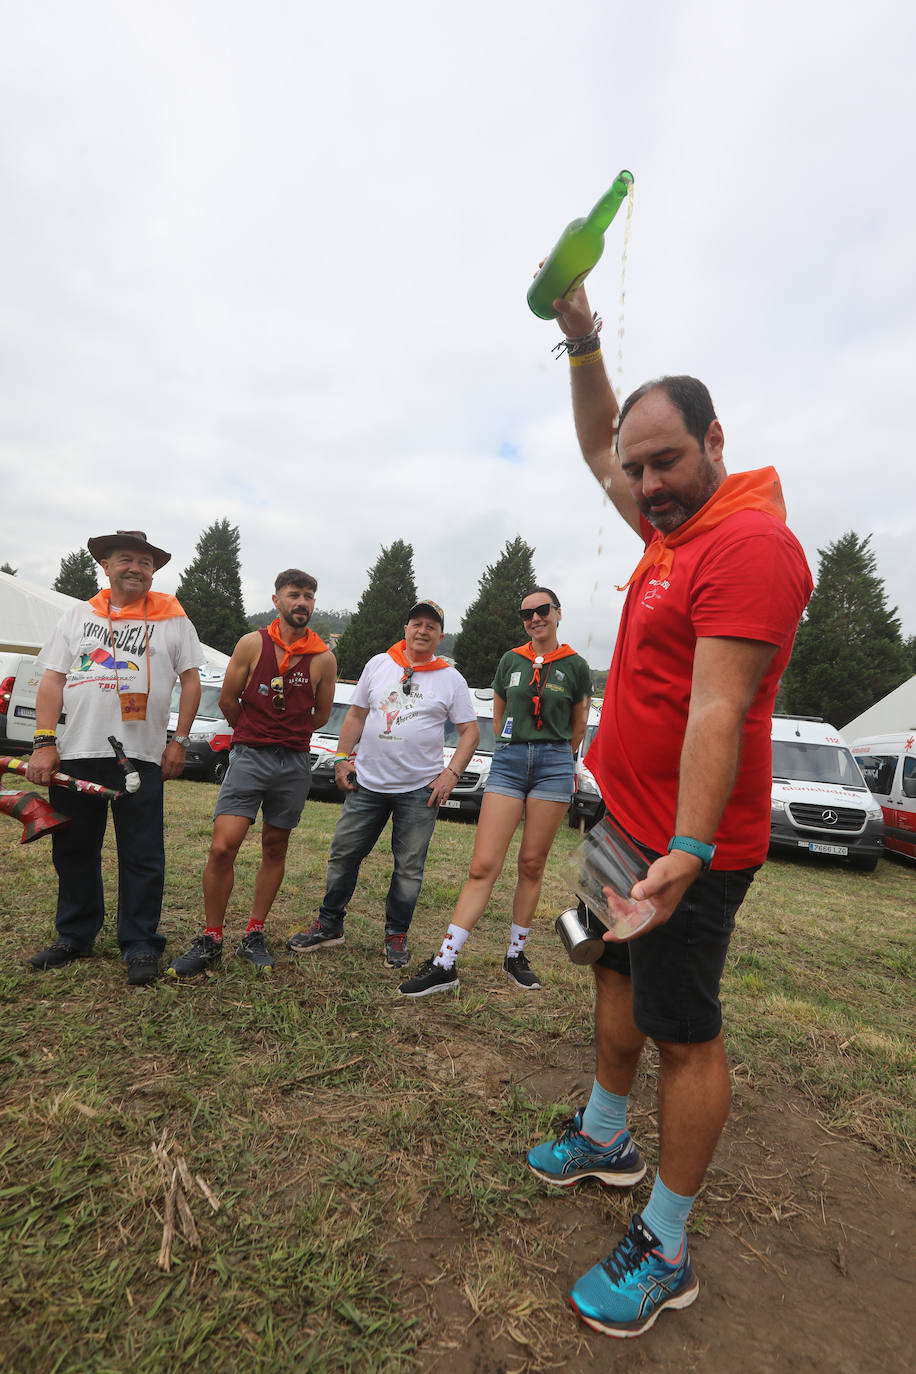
[335, 541, 418, 679]
[782, 531, 910, 722]
[176, 519, 249, 654]
[453, 537, 537, 687]
[53, 549, 99, 600]
[905, 634, 916, 675]
[0, 562, 16, 575]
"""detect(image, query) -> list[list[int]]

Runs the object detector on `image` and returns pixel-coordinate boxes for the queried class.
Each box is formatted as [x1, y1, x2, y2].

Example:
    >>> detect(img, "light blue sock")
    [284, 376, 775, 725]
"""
[642, 1173, 696, 1261]
[581, 1078, 629, 1143]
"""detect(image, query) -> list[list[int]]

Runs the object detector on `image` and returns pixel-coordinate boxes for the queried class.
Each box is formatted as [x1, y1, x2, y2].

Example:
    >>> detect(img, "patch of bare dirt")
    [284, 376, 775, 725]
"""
[392, 1047, 913, 1373]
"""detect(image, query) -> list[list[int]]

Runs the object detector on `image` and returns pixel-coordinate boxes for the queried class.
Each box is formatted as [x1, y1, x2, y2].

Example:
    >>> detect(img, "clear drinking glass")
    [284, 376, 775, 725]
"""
[562, 814, 656, 941]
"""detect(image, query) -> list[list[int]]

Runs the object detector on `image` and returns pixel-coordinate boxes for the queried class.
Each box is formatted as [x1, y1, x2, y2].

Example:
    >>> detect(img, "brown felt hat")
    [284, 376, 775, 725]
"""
[87, 529, 171, 570]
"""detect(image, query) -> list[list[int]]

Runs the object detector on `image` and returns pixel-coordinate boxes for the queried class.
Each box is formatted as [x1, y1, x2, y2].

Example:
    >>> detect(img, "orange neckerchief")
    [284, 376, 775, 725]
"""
[511, 642, 577, 729]
[267, 619, 329, 674]
[387, 641, 448, 673]
[617, 466, 787, 591]
[89, 589, 187, 620]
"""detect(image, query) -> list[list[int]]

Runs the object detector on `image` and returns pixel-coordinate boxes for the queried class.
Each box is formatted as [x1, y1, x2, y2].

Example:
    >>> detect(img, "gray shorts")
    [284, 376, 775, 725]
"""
[214, 743, 312, 830]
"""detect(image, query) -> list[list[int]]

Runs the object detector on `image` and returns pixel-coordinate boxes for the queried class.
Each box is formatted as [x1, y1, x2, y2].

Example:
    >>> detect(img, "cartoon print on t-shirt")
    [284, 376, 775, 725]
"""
[378, 679, 421, 738]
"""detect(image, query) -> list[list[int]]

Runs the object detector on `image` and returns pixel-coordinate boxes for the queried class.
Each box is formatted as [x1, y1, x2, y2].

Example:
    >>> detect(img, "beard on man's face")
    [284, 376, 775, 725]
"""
[639, 454, 720, 533]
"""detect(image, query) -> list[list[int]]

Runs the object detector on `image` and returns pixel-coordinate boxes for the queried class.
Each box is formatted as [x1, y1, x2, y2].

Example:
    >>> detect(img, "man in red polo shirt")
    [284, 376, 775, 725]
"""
[168, 569, 336, 978]
[526, 288, 813, 1338]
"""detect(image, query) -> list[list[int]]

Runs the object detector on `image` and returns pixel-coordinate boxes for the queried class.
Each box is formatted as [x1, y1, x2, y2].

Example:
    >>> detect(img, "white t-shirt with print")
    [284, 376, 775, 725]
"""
[37, 603, 204, 764]
[351, 652, 476, 793]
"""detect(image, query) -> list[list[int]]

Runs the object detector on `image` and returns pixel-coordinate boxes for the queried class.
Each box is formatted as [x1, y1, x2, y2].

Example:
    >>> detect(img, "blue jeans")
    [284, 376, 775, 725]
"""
[319, 783, 439, 935]
[49, 758, 166, 961]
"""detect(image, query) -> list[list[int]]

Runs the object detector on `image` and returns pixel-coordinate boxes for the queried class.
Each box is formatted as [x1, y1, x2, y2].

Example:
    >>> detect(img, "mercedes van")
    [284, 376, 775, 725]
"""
[441, 688, 496, 818]
[769, 715, 885, 870]
[569, 699, 606, 831]
[850, 733, 916, 862]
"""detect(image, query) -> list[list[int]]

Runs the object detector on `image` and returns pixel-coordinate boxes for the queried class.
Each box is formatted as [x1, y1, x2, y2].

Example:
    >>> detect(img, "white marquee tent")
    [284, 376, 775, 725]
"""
[842, 674, 916, 739]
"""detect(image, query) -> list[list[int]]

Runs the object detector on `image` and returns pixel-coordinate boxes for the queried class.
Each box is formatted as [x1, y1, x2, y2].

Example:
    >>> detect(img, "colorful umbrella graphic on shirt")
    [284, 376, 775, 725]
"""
[78, 647, 140, 673]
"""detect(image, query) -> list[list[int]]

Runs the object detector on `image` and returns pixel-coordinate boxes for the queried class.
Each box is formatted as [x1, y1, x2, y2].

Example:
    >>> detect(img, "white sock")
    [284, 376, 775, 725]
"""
[506, 923, 530, 958]
[434, 924, 470, 969]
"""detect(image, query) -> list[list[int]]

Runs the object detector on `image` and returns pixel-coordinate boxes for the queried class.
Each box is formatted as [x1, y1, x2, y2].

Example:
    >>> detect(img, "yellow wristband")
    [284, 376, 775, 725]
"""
[569, 347, 602, 368]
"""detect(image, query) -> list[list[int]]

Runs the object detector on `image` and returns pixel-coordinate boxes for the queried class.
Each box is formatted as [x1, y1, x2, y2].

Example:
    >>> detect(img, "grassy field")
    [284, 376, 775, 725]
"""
[1, 782, 913, 1372]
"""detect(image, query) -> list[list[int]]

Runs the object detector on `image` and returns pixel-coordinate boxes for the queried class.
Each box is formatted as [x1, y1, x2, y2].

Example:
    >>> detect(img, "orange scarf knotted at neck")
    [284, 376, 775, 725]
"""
[617, 466, 788, 592]
[267, 619, 329, 674]
[89, 590, 187, 621]
[512, 642, 578, 729]
[387, 641, 448, 673]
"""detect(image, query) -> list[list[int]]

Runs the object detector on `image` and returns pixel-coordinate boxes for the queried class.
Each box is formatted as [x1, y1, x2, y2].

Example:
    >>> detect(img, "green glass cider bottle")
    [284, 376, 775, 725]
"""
[526, 170, 634, 321]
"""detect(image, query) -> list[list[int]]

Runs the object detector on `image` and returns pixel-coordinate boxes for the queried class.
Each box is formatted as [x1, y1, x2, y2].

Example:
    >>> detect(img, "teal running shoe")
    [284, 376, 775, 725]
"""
[569, 1213, 699, 1339]
[527, 1109, 646, 1187]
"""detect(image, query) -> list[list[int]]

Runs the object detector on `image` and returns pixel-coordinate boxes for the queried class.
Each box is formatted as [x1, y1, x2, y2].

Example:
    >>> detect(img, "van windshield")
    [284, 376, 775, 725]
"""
[314, 701, 352, 739]
[772, 740, 866, 790]
[444, 716, 496, 752]
[169, 683, 224, 721]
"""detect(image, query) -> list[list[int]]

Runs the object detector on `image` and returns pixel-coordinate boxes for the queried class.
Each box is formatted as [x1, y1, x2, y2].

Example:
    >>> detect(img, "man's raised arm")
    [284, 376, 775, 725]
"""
[555, 285, 641, 536]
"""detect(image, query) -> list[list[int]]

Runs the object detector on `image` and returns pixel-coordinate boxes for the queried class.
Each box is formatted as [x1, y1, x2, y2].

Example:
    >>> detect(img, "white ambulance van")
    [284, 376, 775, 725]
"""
[850, 733, 916, 863]
[769, 716, 885, 870]
[569, 698, 605, 831]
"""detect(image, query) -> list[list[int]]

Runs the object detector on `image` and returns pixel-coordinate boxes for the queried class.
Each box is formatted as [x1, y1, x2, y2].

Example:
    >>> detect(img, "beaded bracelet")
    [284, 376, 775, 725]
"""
[569, 346, 603, 368]
[551, 312, 603, 360]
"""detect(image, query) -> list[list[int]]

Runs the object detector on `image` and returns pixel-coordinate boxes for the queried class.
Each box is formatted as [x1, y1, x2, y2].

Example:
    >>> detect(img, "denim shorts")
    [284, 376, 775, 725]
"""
[214, 743, 311, 829]
[486, 740, 576, 804]
[593, 826, 758, 1043]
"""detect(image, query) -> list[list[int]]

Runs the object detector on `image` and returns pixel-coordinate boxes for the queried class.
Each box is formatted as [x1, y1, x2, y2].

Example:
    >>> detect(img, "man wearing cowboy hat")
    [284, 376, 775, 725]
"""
[26, 530, 204, 985]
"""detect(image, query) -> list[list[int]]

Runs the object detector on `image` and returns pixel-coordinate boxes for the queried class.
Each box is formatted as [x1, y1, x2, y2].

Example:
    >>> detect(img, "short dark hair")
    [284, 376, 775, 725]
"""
[274, 569, 317, 594]
[618, 376, 717, 450]
[522, 586, 560, 610]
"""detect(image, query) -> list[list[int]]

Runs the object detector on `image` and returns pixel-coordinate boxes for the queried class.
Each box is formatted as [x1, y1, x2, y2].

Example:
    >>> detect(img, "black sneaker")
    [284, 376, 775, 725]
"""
[126, 955, 160, 987]
[286, 920, 345, 953]
[237, 930, 274, 972]
[398, 956, 458, 998]
[28, 939, 91, 970]
[504, 952, 541, 989]
[384, 932, 410, 968]
[167, 934, 223, 979]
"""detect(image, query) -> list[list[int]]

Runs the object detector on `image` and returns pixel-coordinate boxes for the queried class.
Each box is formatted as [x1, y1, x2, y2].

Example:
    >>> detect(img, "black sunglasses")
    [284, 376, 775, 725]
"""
[520, 602, 558, 622]
[270, 675, 285, 711]
[401, 667, 415, 696]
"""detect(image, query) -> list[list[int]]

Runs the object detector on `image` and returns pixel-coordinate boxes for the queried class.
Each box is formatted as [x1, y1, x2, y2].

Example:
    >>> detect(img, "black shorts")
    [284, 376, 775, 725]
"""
[593, 827, 758, 1044]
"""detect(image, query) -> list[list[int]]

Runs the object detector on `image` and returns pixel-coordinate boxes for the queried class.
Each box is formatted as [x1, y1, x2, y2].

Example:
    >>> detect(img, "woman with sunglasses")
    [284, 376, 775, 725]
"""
[399, 588, 591, 997]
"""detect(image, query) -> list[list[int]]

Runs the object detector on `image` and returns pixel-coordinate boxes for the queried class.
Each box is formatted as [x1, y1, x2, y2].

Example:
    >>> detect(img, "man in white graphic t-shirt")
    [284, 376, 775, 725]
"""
[287, 600, 479, 969]
[25, 530, 203, 986]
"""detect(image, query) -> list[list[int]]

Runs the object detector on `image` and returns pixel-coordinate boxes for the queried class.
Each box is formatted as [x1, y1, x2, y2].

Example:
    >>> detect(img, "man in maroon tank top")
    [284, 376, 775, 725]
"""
[168, 569, 336, 977]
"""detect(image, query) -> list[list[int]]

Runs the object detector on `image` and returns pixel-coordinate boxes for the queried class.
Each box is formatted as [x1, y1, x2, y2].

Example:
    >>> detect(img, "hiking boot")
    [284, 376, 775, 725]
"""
[397, 956, 458, 998]
[569, 1213, 699, 1339]
[504, 951, 541, 989]
[167, 934, 223, 979]
[287, 920, 344, 953]
[126, 955, 160, 987]
[237, 930, 274, 972]
[384, 932, 410, 968]
[527, 1108, 646, 1187]
[28, 939, 91, 970]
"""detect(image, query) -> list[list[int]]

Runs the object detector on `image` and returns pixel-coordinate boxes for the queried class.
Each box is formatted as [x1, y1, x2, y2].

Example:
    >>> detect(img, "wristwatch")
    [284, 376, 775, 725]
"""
[172, 735, 191, 748]
[667, 835, 716, 870]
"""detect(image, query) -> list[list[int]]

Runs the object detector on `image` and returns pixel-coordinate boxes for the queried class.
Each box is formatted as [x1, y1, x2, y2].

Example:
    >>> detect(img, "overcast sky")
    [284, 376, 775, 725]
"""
[2, 0, 914, 672]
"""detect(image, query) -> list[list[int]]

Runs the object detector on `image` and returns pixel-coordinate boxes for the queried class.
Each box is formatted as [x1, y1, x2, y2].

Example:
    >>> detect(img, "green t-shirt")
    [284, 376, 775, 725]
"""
[491, 648, 591, 744]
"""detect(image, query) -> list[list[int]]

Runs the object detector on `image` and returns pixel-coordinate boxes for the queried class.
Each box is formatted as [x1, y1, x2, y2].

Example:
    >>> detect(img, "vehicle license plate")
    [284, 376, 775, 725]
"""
[806, 842, 848, 856]
[442, 799, 461, 809]
[15, 706, 36, 719]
